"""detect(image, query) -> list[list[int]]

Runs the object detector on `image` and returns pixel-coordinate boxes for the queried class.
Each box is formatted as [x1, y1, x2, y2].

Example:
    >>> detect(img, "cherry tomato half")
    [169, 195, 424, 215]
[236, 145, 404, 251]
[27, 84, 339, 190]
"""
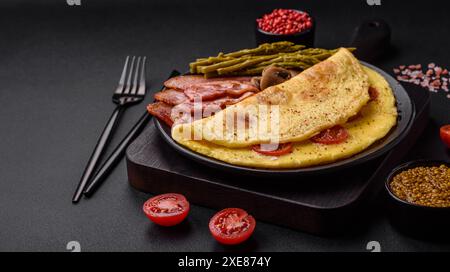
[143, 193, 190, 226]
[252, 142, 293, 156]
[369, 87, 379, 101]
[209, 208, 256, 245]
[440, 125, 450, 148]
[311, 125, 349, 145]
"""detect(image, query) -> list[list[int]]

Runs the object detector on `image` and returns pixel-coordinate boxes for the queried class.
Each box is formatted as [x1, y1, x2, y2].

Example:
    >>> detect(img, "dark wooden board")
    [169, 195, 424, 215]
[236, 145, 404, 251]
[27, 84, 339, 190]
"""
[126, 85, 430, 235]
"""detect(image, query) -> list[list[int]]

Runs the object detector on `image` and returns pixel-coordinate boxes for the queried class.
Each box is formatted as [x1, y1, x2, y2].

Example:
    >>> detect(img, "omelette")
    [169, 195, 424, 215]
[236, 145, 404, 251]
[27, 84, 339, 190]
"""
[173, 48, 370, 148]
[171, 50, 398, 169]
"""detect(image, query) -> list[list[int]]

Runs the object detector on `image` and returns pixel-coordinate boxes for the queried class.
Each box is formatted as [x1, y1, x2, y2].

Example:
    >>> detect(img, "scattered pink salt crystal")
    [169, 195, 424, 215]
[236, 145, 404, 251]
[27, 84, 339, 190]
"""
[394, 63, 450, 98]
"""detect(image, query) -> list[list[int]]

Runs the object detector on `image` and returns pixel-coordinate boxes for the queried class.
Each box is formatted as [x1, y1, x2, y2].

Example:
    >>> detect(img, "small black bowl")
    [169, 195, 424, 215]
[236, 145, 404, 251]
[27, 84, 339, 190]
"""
[385, 160, 450, 240]
[255, 10, 315, 47]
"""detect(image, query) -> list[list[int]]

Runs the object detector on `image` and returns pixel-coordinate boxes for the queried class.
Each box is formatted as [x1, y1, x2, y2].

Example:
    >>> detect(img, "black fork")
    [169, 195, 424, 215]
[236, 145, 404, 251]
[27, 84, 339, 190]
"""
[72, 56, 147, 203]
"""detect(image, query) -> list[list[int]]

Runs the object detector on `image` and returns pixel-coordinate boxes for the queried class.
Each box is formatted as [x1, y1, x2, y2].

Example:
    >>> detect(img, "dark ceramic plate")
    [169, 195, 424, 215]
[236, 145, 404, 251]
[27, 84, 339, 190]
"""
[154, 62, 415, 177]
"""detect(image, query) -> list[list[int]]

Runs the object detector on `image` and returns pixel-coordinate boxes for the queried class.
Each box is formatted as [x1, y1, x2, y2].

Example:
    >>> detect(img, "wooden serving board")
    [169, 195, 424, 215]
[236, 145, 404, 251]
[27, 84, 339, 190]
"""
[126, 85, 429, 235]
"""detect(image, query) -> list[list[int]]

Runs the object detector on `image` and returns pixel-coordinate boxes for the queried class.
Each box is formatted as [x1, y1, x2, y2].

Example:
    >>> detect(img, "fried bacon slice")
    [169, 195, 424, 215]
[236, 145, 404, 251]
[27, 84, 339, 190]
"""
[147, 102, 174, 127]
[164, 75, 254, 90]
[170, 92, 255, 125]
[154, 89, 188, 105]
[184, 81, 259, 101]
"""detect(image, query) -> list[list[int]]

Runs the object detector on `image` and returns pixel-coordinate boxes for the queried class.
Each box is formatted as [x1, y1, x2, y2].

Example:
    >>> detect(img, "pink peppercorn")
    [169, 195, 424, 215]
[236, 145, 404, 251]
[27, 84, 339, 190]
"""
[257, 9, 313, 35]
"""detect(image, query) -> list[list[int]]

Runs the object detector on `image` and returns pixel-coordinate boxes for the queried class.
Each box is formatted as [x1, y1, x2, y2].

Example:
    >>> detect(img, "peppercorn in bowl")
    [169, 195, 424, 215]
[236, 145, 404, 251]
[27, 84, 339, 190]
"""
[255, 9, 315, 47]
[385, 160, 450, 238]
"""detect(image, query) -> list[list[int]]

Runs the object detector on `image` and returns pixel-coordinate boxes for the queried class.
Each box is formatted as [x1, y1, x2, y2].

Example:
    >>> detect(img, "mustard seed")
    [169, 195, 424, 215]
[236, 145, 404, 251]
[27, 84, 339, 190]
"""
[390, 165, 450, 207]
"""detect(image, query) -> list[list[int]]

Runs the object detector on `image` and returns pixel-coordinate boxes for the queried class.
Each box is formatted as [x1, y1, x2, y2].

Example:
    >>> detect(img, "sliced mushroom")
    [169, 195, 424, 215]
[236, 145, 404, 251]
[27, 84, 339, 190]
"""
[260, 65, 292, 90]
[289, 70, 300, 77]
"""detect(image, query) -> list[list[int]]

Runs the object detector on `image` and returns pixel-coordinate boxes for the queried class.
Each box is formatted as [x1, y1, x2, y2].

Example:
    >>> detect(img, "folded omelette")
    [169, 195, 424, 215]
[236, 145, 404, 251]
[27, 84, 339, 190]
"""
[171, 48, 398, 169]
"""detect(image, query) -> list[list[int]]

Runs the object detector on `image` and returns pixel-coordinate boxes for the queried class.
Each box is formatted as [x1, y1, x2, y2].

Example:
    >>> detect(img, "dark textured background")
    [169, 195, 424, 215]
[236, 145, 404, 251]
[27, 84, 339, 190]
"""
[0, 0, 449, 252]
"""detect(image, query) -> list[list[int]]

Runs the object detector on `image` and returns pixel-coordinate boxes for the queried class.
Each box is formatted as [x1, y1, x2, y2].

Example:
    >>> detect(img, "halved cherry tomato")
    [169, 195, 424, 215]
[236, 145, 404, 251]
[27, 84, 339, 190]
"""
[369, 87, 379, 101]
[252, 142, 293, 156]
[311, 125, 349, 145]
[440, 125, 450, 148]
[143, 193, 189, 226]
[209, 208, 256, 245]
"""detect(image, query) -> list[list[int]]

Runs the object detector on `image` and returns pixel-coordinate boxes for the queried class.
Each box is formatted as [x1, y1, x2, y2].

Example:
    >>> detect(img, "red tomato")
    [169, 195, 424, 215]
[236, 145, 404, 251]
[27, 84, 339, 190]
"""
[369, 87, 379, 101]
[252, 142, 293, 156]
[143, 193, 189, 226]
[311, 125, 349, 144]
[440, 125, 450, 148]
[209, 208, 256, 245]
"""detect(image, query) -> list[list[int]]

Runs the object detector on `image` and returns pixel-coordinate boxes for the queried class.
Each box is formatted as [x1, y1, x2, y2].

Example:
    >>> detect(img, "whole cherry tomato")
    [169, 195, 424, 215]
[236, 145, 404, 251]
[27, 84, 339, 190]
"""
[440, 125, 450, 148]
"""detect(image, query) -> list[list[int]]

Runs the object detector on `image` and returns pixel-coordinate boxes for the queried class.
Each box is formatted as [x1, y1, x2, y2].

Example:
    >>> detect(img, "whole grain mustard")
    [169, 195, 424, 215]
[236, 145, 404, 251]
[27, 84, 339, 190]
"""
[390, 165, 450, 207]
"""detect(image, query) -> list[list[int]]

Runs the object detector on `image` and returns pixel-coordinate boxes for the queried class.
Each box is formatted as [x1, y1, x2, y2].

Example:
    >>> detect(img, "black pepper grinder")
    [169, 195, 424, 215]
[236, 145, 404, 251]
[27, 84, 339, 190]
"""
[350, 19, 391, 62]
